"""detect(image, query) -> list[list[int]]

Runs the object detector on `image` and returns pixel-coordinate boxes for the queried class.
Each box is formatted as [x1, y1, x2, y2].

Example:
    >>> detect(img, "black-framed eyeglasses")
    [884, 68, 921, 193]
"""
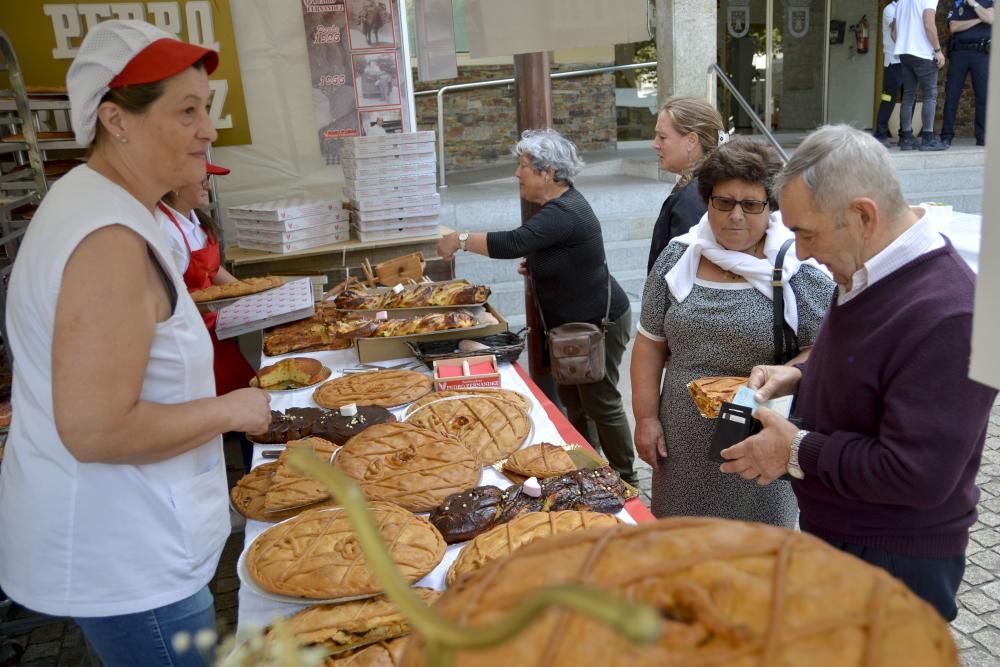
[709, 195, 769, 215]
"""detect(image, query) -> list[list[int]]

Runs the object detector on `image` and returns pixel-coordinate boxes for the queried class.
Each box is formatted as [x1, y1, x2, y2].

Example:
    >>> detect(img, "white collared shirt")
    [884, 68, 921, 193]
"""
[838, 209, 945, 305]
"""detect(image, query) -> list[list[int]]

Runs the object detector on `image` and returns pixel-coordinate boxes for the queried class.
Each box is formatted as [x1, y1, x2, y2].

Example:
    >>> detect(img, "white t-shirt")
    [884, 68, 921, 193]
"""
[366, 123, 387, 136]
[156, 202, 208, 276]
[883, 1, 900, 65]
[894, 0, 938, 60]
[0, 165, 227, 617]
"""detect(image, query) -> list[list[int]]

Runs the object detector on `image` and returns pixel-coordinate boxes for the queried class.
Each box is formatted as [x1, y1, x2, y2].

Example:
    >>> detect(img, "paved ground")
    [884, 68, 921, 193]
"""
[5, 381, 1000, 665]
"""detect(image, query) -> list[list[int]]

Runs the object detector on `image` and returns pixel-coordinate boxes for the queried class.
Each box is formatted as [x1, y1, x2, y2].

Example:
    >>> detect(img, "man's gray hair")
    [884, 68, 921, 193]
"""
[512, 129, 586, 184]
[774, 124, 908, 224]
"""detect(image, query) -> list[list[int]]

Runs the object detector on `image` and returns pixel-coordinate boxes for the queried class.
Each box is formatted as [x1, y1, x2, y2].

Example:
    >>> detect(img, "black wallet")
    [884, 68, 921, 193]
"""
[708, 401, 801, 482]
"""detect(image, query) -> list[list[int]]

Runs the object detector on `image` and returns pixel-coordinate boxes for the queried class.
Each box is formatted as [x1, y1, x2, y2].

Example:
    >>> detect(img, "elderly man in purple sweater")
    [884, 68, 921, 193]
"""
[719, 124, 997, 621]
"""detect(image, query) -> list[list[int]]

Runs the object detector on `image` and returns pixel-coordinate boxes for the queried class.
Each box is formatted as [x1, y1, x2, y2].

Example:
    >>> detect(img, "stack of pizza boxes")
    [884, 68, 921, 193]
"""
[341, 131, 440, 242]
[228, 199, 349, 254]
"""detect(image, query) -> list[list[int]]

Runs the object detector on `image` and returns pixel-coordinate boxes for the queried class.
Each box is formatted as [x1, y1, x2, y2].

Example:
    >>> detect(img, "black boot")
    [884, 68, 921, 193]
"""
[898, 131, 918, 151]
[918, 132, 948, 151]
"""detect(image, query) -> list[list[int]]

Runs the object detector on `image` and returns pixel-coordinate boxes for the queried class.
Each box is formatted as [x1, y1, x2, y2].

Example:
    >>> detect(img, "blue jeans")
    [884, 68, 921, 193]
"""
[899, 53, 940, 136]
[75, 586, 216, 667]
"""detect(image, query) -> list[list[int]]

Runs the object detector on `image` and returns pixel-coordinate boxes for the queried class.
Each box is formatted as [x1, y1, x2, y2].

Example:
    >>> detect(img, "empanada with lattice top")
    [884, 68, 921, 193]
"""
[326, 638, 408, 666]
[405, 395, 530, 464]
[276, 589, 439, 655]
[264, 437, 341, 512]
[230, 462, 337, 522]
[314, 370, 432, 409]
[447, 511, 622, 586]
[400, 518, 957, 666]
[336, 422, 481, 513]
[247, 503, 445, 600]
[403, 389, 530, 418]
[503, 443, 576, 479]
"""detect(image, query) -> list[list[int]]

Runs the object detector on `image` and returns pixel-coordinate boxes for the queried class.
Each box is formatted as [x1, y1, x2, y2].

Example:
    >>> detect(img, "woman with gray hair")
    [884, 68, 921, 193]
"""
[438, 129, 637, 483]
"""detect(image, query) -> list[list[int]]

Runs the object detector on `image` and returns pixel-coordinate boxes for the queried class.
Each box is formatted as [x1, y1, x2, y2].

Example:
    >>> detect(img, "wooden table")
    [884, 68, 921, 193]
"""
[224, 226, 455, 283]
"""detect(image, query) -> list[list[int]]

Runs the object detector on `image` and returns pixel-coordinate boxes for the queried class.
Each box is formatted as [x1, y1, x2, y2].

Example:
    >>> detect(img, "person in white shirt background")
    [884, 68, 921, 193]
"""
[893, 0, 950, 150]
[367, 116, 388, 136]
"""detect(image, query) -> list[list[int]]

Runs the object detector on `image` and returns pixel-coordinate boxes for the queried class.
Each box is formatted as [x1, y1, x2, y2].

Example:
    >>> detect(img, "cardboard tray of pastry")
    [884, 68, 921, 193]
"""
[493, 442, 639, 500]
[326, 279, 490, 312]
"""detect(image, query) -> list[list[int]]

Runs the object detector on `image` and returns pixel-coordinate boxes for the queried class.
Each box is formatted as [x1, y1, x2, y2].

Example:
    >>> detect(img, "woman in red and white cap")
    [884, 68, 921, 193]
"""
[156, 162, 256, 396]
[0, 20, 270, 666]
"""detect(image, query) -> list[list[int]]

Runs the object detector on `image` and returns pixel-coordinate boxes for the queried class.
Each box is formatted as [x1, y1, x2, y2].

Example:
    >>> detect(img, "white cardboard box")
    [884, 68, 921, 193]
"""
[350, 203, 442, 223]
[349, 192, 441, 213]
[340, 140, 436, 159]
[215, 278, 315, 340]
[227, 198, 341, 222]
[343, 171, 436, 191]
[351, 222, 439, 242]
[343, 181, 437, 201]
[342, 131, 435, 151]
[236, 220, 348, 244]
[342, 154, 436, 178]
[237, 230, 349, 254]
[230, 210, 346, 232]
[351, 214, 440, 232]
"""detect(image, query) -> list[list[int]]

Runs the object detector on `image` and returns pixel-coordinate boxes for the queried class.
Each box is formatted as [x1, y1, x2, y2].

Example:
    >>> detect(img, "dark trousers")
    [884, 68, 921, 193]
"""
[801, 521, 965, 621]
[899, 54, 940, 136]
[556, 309, 636, 483]
[875, 63, 904, 136]
[941, 48, 989, 142]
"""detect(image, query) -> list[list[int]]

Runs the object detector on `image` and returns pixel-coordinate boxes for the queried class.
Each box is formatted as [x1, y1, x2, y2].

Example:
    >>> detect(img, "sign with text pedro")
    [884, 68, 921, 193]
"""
[1, 1, 251, 146]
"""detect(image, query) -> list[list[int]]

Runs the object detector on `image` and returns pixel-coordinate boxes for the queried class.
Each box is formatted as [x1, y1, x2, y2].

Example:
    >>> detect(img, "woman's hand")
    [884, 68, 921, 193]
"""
[634, 416, 667, 470]
[220, 388, 272, 434]
[437, 233, 460, 260]
[748, 364, 802, 403]
[517, 259, 529, 277]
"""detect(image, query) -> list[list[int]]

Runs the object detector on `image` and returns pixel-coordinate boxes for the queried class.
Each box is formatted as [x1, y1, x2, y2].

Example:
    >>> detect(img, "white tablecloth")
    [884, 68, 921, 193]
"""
[235, 349, 636, 631]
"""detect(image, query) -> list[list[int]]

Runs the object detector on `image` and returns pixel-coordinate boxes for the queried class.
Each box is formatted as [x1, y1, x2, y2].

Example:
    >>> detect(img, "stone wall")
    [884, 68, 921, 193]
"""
[413, 64, 617, 172]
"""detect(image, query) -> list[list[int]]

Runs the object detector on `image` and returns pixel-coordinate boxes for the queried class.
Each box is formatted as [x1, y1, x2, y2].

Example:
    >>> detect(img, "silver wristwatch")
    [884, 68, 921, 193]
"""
[458, 232, 469, 251]
[788, 430, 808, 480]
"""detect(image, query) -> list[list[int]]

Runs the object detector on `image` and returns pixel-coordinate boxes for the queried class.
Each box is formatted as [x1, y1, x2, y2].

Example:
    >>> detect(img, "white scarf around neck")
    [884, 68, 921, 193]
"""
[664, 211, 807, 332]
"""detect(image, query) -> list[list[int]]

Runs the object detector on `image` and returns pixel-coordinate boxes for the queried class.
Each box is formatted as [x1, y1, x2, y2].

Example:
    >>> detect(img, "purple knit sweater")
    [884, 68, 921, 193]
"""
[794, 242, 997, 558]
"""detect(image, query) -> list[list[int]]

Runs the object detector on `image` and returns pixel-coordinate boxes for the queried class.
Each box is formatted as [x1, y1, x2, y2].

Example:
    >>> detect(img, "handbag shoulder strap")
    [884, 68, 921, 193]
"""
[529, 268, 613, 331]
[602, 265, 612, 328]
[527, 275, 549, 333]
[772, 239, 795, 364]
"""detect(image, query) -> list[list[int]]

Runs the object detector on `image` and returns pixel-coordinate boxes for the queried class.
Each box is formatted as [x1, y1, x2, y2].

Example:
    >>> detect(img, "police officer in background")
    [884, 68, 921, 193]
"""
[941, 0, 993, 147]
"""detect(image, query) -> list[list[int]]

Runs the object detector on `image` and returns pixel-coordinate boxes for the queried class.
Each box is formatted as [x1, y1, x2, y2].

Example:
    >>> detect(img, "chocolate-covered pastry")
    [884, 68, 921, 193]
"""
[495, 485, 544, 524]
[542, 466, 627, 514]
[248, 406, 396, 444]
[428, 486, 504, 544]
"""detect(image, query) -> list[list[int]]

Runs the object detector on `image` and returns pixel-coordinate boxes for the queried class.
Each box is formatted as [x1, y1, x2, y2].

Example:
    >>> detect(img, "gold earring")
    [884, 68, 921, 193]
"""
[117, 134, 128, 144]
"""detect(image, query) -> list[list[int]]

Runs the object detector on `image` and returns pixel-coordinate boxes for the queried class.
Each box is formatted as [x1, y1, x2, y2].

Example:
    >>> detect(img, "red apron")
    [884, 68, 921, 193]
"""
[159, 203, 255, 396]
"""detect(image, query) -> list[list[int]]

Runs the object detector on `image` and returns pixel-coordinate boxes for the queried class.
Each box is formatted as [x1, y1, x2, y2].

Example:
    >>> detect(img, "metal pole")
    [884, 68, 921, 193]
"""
[513, 52, 552, 382]
[437, 88, 447, 188]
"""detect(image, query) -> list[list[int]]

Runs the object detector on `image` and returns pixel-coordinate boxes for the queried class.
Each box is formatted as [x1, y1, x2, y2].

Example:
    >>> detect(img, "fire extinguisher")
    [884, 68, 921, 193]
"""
[853, 15, 869, 54]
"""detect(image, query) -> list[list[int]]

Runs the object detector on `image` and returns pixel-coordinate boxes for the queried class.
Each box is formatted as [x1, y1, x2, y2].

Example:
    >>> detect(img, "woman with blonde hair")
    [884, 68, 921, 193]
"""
[647, 96, 725, 272]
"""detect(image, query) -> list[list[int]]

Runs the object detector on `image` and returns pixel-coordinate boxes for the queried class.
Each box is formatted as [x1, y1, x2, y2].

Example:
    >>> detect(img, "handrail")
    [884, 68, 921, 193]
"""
[419, 61, 657, 188]
[706, 63, 788, 163]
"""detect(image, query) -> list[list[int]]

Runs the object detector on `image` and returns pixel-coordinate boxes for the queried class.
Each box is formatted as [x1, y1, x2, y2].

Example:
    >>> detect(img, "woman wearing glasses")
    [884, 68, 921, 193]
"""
[630, 139, 834, 526]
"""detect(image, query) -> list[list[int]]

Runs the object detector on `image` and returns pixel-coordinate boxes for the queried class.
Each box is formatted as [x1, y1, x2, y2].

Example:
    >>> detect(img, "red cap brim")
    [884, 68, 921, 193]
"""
[109, 38, 219, 88]
[206, 161, 230, 176]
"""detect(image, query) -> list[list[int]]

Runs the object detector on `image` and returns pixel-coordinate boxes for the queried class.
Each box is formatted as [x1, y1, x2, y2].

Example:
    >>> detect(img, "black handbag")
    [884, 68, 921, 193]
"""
[772, 239, 801, 364]
[530, 269, 612, 386]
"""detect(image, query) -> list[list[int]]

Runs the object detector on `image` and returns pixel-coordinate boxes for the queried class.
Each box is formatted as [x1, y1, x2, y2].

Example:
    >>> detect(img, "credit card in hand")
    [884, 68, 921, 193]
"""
[731, 386, 794, 418]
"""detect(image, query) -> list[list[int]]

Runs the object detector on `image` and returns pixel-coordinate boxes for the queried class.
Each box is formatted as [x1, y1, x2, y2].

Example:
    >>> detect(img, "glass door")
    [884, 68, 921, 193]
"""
[717, 0, 828, 137]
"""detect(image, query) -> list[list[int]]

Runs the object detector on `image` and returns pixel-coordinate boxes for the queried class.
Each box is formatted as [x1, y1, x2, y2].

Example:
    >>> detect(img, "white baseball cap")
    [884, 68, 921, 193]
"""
[67, 20, 219, 147]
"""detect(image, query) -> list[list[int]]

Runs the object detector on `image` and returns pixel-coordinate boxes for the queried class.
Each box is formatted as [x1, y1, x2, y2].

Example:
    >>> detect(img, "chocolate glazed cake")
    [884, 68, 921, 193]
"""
[248, 406, 396, 444]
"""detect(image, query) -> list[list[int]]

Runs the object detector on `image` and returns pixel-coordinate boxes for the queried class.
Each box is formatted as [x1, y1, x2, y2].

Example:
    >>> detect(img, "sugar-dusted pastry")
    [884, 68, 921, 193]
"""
[326, 638, 408, 666]
[248, 406, 397, 445]
[190, 275, 284, 302]
[400, 518, 958, 666]
[247, 504, 446, 600]
[256, 357, 326, 389]
[447, 511, 622, 585]
[264, 437, 341, 512]
[503, 443, 576, 479]
[314, 370, 432, 409]
[686, 375, 747, 419]
[230, 463, 338, 522]
[336, 423, 481, 513]
[403, 389, 531, 418]
[405, 395, 529, 464]
[428, 486, 505, 544]
[276, 589, 439, 655]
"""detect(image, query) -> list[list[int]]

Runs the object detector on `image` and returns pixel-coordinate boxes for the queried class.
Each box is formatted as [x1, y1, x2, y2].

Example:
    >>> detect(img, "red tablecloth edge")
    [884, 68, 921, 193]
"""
[513, 362, 655, 523]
